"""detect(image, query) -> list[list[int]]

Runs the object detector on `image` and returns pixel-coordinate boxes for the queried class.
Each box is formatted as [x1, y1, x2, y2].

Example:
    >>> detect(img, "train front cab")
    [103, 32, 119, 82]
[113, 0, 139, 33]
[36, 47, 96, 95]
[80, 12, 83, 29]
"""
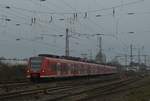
[26, 57, 44, 81]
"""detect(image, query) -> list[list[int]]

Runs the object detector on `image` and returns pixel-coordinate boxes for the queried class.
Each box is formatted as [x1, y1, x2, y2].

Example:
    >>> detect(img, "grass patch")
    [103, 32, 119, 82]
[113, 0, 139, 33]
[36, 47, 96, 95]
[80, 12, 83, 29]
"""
[127, 81, 150, 101]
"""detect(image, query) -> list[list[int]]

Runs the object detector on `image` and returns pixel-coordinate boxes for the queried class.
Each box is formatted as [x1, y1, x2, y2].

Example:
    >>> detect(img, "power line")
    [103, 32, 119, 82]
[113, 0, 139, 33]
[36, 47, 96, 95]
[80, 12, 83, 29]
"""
[58, 0, 77, 12]
[58, 0, 105, 37]
[86, 0, 144, 13]
[0, 0, 144, 15]
[0, 7, 67, 36]
[86, 17, 105, 34]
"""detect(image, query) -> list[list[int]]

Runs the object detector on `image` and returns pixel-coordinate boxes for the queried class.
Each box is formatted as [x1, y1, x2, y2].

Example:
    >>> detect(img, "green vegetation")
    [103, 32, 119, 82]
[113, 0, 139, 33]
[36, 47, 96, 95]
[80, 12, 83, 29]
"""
[127, 87, 150, 101]
[0, 61, 26, 81]
[127, 78, 150, 101]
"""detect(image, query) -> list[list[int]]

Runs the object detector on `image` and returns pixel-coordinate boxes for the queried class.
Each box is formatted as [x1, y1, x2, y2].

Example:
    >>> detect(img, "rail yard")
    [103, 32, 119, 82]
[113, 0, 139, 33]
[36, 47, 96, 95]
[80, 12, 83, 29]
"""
[0, 71, 149, 101]
[1, 0, 150, 101]
[0, 54, 150, 101]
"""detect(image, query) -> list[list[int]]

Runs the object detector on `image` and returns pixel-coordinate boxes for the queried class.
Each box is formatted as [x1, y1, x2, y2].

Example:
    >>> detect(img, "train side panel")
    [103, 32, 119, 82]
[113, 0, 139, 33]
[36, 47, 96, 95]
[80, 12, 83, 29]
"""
[27, 56, 117, 79]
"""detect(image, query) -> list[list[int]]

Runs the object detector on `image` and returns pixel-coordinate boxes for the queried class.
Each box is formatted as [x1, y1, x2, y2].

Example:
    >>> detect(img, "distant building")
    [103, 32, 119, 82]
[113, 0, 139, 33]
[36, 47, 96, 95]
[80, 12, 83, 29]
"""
[0, 57, 27, 65]
[126, 66, 140, 72]
[1, 60, 27, 65]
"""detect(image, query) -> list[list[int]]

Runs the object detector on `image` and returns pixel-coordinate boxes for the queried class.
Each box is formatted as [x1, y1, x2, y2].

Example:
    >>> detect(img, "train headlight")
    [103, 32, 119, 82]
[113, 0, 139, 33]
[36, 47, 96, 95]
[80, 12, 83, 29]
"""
[42, 70, 45, 73]
[27, 70, 30, 73]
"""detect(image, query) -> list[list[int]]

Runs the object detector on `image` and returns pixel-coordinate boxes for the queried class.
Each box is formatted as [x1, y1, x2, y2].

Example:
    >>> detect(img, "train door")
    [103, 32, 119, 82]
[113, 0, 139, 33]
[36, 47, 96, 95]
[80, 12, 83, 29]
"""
[49, 62, 57, 75]
[63, 63, 68, 76]
[68, 64, 71, 76]
[56, 62, 61, 76]
[60, 63, 66, 76]
[70, 64, 74, 76]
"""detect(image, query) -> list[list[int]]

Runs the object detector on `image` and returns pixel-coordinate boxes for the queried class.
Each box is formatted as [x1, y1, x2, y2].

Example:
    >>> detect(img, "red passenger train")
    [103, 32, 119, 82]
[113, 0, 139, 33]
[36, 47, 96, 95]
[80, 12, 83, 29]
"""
[26, 54, 117, 79]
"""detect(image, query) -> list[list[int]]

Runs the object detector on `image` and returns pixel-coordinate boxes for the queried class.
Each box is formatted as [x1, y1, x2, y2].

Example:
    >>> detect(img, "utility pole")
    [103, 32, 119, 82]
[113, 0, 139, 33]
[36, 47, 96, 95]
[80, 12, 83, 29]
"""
[148, 56, 150, 66]
[96, 34, 104, 52]
[89, 49, 93, 60]
[95, 34, 105, 63]
[99, 36, 102, 55]
[143, 55, 147, 66]
[130, 44, 133, 66]
[65, 28, 69, 57]
[138, 48, 141, 65]
[125, 54, 127, 66]
[81, 53, 87, 59]
[90, 51, 92, 60]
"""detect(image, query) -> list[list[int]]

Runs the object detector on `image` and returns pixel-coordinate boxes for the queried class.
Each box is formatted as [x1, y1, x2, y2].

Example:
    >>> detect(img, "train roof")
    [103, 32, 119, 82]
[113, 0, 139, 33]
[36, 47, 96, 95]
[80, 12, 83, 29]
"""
[39, 55, 116, 69]
[29, 54, 116, 68]
[38, 54, 116, 67]
[38, 54, 96, 63]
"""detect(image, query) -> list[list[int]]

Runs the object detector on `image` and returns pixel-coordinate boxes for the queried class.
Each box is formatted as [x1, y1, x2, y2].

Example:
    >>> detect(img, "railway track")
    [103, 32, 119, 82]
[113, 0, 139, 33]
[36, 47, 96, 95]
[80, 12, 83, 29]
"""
[0, 76, 119, 101]
[76, 77, 141, 101]
[0, 75, 142, 101]
[0, 80, 31, 93]
[0, 80, 30, 88]
[43, 77, 140, 101]
[0, 79, 30, 88]
[0, 79, 28, 83]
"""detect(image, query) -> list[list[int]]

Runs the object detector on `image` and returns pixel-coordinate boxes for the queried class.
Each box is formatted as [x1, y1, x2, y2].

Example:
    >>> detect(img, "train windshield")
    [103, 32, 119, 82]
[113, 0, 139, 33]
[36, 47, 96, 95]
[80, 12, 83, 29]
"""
[30, 57, 43, 70]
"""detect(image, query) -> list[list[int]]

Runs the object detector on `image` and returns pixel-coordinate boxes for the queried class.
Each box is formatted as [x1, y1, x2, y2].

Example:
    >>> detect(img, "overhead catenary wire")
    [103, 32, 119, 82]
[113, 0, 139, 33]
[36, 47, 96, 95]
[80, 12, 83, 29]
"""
[0, 0, 148, 58]
[0, 0, 147, 38]
[0, 0, 145, 37]
[58, 0, 77, 12]
[57, 0, 104, 37]
[0, 17, 66, 52]
[0, 0, 147, 28]
[28, 0, 70, 32]
[0, 25, 64, 50]
[0, 14, 66, 51]
[37, 2, 146, 50]
[85, 0, 144, 13]
[0, 5, 67, 35]
[0, 0, 144, 15]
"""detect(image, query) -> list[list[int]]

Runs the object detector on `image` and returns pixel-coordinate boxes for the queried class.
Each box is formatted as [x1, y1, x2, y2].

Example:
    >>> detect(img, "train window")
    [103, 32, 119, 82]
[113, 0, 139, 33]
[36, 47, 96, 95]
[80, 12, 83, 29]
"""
[77, 64, 80, 73]
[76, 64, 79, 73]
[59, 63, 68, 74]
[66, 64, 69, 73]
[78, 64, 82, 73]
[79, 65, 81, 72]
[30, 57, 42, 70]
[51, 63, 57, 72]
[56, 63, 61, 71]
[60, 63, 63, 72]
[87, 65, 90, 74]
[74, 64, 77, 73]
[81, 64, 84, 73]
[71, 64, 74, 73]
[81, 64, 84, 74]
[83, 64, 85, 73]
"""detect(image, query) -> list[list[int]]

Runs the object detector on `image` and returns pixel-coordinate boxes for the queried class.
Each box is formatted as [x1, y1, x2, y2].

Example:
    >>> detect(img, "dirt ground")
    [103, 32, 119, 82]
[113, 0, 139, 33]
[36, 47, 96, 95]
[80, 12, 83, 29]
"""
[92, 76, 150, 101]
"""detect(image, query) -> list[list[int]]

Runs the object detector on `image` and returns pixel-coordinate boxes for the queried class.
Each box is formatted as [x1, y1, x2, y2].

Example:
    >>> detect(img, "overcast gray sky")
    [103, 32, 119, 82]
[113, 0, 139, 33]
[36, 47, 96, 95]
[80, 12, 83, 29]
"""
[0, 0, 150, 62]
